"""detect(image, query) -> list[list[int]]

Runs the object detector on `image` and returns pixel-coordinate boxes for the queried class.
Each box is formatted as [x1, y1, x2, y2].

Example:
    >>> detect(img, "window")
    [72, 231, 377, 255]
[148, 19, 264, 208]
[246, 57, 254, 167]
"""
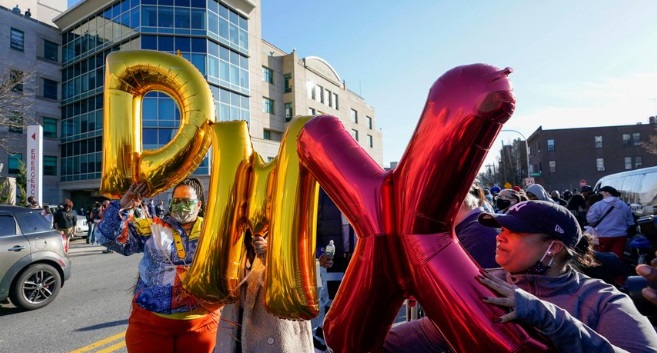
[8, 113, 23, 133]
[596, 158, 605, 171]
[547, 139, 555, 152]
[42, 117, 57, 138]
[310, 84, 316, 100]
[368, 134, 373, 148]
[263, 129, 271, 140]
[367, 116, 372, 129]
[308, 107, 316, 115]
[10, 28, 24, 51]
[549, 160, 556, 173]
[318, 85, 324, 104]
[284, 74, 292, 93]
[10, 70, 23, 92]
[333, 93, 339, 110]
[622, 133, 631, 147]
[625, 157, 632, 170]
[326, 89, 332, 107]
[44, 156, 57, 176]
[285, 102, 293, 122]
[43, 78, 58, 100]
[0, 215, 16, 237]
[350, 109, 358, 124]
[8, 154, 22, 174]
[263, 97, 274, 114]
[262, 67, 273, 84]
[635, 156, 643, 168]
[351, 129, 359, 141]
[594, 136, 602, 149]
[43, 40, 58, 62]
[633, 133, 641, 146]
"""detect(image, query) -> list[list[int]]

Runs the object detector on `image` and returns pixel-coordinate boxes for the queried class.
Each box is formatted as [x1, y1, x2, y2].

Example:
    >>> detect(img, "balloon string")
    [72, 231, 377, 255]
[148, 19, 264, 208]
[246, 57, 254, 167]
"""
[228, 259, 255, 299]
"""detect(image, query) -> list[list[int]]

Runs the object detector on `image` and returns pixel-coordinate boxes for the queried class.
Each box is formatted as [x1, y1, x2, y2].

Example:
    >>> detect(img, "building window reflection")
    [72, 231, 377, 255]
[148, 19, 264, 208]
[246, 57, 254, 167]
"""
[59, 0, 249, 181]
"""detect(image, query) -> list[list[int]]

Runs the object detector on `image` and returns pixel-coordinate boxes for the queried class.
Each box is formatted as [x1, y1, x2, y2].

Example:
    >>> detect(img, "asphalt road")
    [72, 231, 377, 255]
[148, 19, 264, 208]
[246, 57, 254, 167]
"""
[0, 238, 140, 353]
[0, 238, 411, 353]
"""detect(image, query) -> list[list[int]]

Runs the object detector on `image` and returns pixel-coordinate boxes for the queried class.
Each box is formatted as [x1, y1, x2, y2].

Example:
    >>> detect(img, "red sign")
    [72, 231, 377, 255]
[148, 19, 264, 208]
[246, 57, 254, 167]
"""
[579, 179, 586, 187]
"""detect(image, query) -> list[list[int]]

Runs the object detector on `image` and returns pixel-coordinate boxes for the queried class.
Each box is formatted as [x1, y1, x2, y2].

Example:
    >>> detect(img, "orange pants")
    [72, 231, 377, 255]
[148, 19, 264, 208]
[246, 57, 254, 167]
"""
[125, 303, 219, 353]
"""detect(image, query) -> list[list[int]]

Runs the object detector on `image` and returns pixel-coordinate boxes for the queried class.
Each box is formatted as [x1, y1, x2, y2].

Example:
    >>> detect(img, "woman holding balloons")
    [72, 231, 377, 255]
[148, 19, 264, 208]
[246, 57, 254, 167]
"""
[97, 178, 219, 353]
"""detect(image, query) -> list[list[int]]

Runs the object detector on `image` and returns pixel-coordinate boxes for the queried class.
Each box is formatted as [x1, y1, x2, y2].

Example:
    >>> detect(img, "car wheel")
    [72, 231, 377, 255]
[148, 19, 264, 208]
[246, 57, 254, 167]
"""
[9, 264, 62, 310]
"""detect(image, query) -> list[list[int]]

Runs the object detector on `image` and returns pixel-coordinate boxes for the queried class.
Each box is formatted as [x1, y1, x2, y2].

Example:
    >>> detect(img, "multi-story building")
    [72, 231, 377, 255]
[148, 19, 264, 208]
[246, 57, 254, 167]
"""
[0, 0, 67, 26]
[255, 40, 382, 163]
[526, 119, 657, 192]
[496, 139, 529, 188]
[47, 0, 381, 208]
[0, 5, 61, 203]
[53, 0, 258, 207]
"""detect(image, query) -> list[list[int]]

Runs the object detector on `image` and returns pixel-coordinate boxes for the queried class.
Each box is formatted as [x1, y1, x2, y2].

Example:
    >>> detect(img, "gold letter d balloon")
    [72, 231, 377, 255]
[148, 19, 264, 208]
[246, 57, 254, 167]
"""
[101, 50, 319, 319]
[101, 50, 215, 198]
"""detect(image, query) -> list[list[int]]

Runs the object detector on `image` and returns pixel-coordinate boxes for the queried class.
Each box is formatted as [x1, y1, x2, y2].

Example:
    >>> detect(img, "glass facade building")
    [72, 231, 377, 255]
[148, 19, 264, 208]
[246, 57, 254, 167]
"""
[59, 0, 251, 182]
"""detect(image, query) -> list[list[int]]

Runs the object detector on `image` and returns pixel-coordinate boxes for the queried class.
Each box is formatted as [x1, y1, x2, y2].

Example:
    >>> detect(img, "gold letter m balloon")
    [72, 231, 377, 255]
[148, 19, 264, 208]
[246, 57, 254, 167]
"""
[185, 117, 320, 320]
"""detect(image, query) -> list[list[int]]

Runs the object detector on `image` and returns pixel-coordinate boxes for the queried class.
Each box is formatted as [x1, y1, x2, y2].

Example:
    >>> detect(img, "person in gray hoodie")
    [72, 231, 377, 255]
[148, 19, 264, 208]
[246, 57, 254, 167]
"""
[384, 201, 657, 353]
[586, 185, 636, 259]
[526, 183, 555, 203]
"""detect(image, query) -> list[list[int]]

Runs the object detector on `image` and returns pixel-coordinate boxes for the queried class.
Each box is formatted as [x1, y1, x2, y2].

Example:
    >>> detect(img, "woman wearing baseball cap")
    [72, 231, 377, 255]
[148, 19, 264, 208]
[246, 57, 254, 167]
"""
[384, 201, 657, 352]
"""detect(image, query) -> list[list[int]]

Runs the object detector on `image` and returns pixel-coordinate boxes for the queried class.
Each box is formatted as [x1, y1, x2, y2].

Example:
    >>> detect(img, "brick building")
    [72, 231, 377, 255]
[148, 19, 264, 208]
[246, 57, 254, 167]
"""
[526, 118, 657, 192]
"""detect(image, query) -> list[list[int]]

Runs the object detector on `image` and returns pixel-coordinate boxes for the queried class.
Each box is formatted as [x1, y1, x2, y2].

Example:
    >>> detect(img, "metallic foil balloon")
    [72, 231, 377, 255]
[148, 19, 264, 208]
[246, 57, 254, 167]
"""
[297, 64, 553, 352]
[264, 116, 320, 320]
[185, 117, 320, 319]
[184, 121, 253, 303]
[101, 50, 215, 198]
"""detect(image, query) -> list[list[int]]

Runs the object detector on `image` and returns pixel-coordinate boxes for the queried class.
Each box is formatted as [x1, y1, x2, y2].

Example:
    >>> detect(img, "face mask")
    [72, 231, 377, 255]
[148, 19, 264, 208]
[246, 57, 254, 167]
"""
[524, 240, 556, 275]
[496, 198, 511, 210]
[169, 199, 199, 224]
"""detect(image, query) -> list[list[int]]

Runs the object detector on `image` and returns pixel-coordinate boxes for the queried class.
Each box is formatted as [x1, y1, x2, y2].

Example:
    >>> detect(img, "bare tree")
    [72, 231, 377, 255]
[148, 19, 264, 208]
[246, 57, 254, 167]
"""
[0, 68, 34, 153]
[641, 123, 657, 155]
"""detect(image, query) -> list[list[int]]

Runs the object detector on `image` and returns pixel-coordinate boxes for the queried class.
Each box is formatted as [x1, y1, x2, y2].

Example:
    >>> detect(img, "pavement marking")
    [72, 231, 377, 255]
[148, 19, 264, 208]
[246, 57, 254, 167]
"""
[69, 331, 125, 353]
[95, 341, 126, 353]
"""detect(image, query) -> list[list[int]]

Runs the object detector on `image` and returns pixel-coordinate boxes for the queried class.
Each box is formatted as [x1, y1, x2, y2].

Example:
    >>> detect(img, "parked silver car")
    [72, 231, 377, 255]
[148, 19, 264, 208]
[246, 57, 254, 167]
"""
[0, 206, 72, 310]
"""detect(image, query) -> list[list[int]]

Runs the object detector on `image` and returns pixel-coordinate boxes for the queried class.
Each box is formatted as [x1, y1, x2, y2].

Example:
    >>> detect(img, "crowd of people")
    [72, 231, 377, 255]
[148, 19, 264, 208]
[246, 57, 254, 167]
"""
[26, 177, 657, 352]
[485, 182, 638, 261]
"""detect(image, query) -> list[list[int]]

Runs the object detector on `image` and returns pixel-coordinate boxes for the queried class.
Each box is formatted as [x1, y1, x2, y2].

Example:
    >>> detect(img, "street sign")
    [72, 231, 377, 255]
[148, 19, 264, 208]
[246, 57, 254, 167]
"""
[524, 178, 535, 185]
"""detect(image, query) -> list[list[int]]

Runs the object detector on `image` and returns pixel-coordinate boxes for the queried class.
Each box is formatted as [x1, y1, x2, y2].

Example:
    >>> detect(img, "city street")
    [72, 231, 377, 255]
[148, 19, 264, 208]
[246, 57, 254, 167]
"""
[0, 238, 139, 353]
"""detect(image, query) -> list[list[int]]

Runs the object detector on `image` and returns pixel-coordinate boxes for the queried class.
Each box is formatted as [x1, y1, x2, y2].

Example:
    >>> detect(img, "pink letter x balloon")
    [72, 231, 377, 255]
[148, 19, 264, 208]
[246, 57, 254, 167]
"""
[297, 64, 552, 352]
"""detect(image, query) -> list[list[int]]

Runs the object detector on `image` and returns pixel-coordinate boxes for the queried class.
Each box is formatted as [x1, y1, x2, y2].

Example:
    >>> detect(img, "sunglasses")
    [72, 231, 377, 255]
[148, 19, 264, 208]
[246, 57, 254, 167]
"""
[170, 198, 198, 207]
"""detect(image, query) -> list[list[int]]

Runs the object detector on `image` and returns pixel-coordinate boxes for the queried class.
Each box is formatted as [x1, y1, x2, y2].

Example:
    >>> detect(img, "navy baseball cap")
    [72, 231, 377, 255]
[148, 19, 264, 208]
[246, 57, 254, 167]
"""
[478, 200, 582, 248]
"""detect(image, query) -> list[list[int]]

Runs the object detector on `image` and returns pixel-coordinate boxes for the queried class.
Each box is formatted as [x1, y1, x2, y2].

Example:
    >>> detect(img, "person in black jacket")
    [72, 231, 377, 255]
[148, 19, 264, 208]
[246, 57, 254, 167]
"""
[53, 199, 76, 248]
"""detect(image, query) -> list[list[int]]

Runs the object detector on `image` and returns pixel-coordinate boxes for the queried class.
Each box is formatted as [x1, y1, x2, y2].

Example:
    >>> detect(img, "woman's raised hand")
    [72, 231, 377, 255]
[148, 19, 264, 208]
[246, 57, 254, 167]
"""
[120, 182, 148, 209]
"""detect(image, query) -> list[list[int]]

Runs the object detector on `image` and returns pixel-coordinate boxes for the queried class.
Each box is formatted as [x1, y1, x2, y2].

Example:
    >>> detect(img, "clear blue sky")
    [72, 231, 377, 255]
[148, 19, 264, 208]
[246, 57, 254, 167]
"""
[68, 0, 657, 169]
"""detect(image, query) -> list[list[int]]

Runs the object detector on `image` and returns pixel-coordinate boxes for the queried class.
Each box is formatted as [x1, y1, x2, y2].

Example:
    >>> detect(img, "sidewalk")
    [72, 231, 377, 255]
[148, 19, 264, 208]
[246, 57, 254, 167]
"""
[68, 238, 111, 255]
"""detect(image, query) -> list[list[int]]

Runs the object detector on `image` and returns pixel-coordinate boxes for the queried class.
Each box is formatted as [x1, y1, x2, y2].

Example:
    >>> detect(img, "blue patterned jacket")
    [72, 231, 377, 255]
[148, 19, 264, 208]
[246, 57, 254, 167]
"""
[96, 200, 205, 315]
